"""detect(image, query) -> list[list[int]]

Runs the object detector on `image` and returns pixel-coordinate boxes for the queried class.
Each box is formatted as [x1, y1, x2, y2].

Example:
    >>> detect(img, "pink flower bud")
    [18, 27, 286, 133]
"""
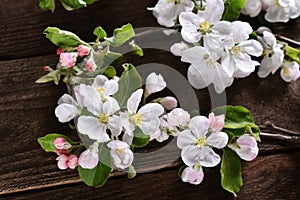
[59, 53, 76, 68]
[53, 137, 71, 150]
[56, 48, 64, 55]
[181, 165, 204, 185]
[228, 134, 259, 161]
[160, 96, 178, 110]
[208, 112, 225, 132]
[85, 60, 96, 72]
[145, 72, 166, 96]
[77, 45, 90, 57]
[56, 154, 68, 170]
[67, 155, 79, 169]
[42, 66, 50, 72]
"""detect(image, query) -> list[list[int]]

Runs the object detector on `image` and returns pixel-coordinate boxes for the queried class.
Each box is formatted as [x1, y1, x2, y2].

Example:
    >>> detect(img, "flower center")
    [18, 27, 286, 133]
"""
[196, 137, 207, 149]
[97, 87, 106, 101]
[168, 0, 181, 4]
[282, 66, 290, 76]
[231, 46, 242, 55]
[115, 148, 124, 155]
[199, 21, 211, 34]
[97, 113, 109, 124]
[130, 113, 143, 126]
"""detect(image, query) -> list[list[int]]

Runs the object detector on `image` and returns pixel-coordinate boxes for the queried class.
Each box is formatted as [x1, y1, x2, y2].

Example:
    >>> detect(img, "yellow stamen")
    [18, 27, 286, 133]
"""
[97, 87, 106, 101]
[231, 46, 242, 55]
[130, 113, 143, 126]
[115, 148, 124, 155]
[199, 21, 211, 34]
[196, 137, 207, 149]
[97, 113, 109, 124]
[282, 66, 290, 76]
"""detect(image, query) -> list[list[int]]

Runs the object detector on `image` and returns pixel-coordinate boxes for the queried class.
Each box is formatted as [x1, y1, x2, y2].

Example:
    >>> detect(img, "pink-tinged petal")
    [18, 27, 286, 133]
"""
[78, 150, 99, 169]
[85, 60, 96, 72]
[53, 137, 68, 150]
[56, 48, 64, 55]
[55, 104, 80, 123]
[167, 108, 190, 127]
[181, 165, 204, 185]
[56, 155, 68, 170]
[107, 140, 129, 149]
[55, 149, 69, 156]
[208, 113, 225, 131]
[189, 116, 210, 138]
[207, 131, 228, 149]
[68, 155, 78, 169]
[138, 103, 164, 116]
[77, 45, 90, 57]
[104, 80, 119, 96]
[108, 140, 133, 169]
[127, 89, 143, 113]
[229, 134, 259, 161]
[145, 73, 166, 95]
[59, 53, 76, 68]
[181, 145, 201, 167]
[159, 96, 178, 110]
[198, 147, 221, 167]
[177, 130, 197, 149]
[77, 116, 110, 143]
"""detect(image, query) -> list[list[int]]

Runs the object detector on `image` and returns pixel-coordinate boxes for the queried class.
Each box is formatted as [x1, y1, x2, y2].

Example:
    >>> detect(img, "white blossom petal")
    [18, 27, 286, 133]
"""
[177, 130, 197, 149]
[104, 79, 119, 96]
[181, 145, 201, 167]
[127, 89, 143, 113]
[55, 104, 80, 123]
[189, 116, 210, 138]
[207, 131, 228, 149]
[198, 147, 221, 167]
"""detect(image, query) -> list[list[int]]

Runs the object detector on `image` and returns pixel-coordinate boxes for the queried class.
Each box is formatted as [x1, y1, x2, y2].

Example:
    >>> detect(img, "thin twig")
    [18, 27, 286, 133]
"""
[276, 34, 300, 47]
[260, 132, 300, 144]
[263, 121, 300, 136]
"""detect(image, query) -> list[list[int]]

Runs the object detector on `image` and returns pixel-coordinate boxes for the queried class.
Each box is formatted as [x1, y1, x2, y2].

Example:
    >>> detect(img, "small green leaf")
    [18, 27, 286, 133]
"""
[93, 26, 107, 42]
[39, 0, 55, 12]
[38, 133, 72, 152]
[128, 165, 136, 179]
[36, 69, 61, 85]
[60, 0, 87, 11]
[78, 143, 112, 187]
[129, 40, 144, 56]
[285, 46, 300, 63]
[249, 32, 258, 40]
[221, 148, 243, 197]
[178, 165, 186, 178]
[84, 0, 97, 4]
[103, 51, 123, 67]
[106, 24, 135, 47]
[114, 63, 142, 108]
[222, 0, 246, 21]
[44, 27, 88, 47]
[131, 127, 150, 148]
[103, 66, 116, 78]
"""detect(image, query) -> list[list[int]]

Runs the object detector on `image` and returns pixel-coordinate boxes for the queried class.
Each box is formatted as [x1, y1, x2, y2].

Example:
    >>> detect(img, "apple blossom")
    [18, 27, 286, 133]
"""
[177, 116, 228, 167]
[264, 0, 299, 23]
[148, 0, 194, 27]
[228, 134, 259, 161]
[53, 137, 71, 150]
[152, 116, 178, 142]
[159, 96, 178, 110]
[280, 60, 300, 82]
[56, 154, 78, 170]
[145, 72, 167, 96]
[59, 52, 77, 68]
[181, 163, 204, 185]
[107, 140, 134, 169]
[208, 112, 225, 132]
[77, 45, 90, 57]
[258, 31, 284, 78]
[56, 47, 64, 55]
[91, 75, 119, 101]
[167, 108, 190, 128]
[78, 142, 99, 169]
[85, 60, 97, 72]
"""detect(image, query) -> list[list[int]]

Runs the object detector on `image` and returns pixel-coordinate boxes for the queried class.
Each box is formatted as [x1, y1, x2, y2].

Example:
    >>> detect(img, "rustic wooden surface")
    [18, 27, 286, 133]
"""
[0, 0, 299, 199]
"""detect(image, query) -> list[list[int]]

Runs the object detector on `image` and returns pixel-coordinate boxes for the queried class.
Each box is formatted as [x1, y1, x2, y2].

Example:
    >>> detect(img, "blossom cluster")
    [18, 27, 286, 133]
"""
[149, 0, 300, 93]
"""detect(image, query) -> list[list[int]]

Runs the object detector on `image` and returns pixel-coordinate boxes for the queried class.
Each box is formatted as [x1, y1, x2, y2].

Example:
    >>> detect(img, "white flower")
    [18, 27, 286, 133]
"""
[107, 140, 134, 169]
[145, 72, 167, 96]
[55, 85, 85, 123]
[78, 142, 99, 169]
[148, 0, 194, 27]
[221, 21, 263, 77]
[181, 163, 204, 185]
[179, 0, 224, 43]
[177, 116, 228, 167]
[91, 75, 119, 101]
[152, 116, 178, 142]
[264, 0, 299, 23]
[167, 108, 190, 128]
[159, 96, 178, 110]
[228, 134, 258, 161]
[170, 42, 190, 57]
[182, 46, 234, 94]
[258, 31, 284, 78]
[280, 60, 300, 82]
[242, 0, 263, 17]
[121, 89, 164, 138]
[77, 96, 121, 143]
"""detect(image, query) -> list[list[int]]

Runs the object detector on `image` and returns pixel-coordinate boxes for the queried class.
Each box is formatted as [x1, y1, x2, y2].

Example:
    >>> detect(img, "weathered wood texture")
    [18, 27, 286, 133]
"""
[0, 0, 299, 199]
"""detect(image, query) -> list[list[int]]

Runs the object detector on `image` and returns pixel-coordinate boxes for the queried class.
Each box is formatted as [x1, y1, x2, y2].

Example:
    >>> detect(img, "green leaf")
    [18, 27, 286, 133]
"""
[114, 63, 142, 108]
[178, 165, 186, 178]
[131, 127, 150, 148]
[38, 133, 72, 152]
[128, 165, 136, 179]
[78, 143, 112, 187]
[93, 26, 107, 42]
[84, 0, 97, 4]
[221, 148, 243, 197]
[44, 27, 88, 47]
[106, 24, 135, 47]
[285, 46, 300, 63]
[212, 106, 260, 141]
[222, 0, 246, 21]
[103, 66, 116, 78]
[60, 0, 87, 11]
[36, 69, 61, 85]
[103, 51, 123, 67]
[39, 0, 55, 12]
[129, 40, 144, 56]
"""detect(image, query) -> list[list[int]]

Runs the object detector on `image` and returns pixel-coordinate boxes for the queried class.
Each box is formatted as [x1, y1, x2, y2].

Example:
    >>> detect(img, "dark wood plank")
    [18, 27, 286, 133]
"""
[2, 151, 299, 200]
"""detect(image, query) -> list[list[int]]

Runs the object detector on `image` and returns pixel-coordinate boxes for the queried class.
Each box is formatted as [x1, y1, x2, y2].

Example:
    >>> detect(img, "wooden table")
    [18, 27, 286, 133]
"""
[0, 1, 299, 199]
